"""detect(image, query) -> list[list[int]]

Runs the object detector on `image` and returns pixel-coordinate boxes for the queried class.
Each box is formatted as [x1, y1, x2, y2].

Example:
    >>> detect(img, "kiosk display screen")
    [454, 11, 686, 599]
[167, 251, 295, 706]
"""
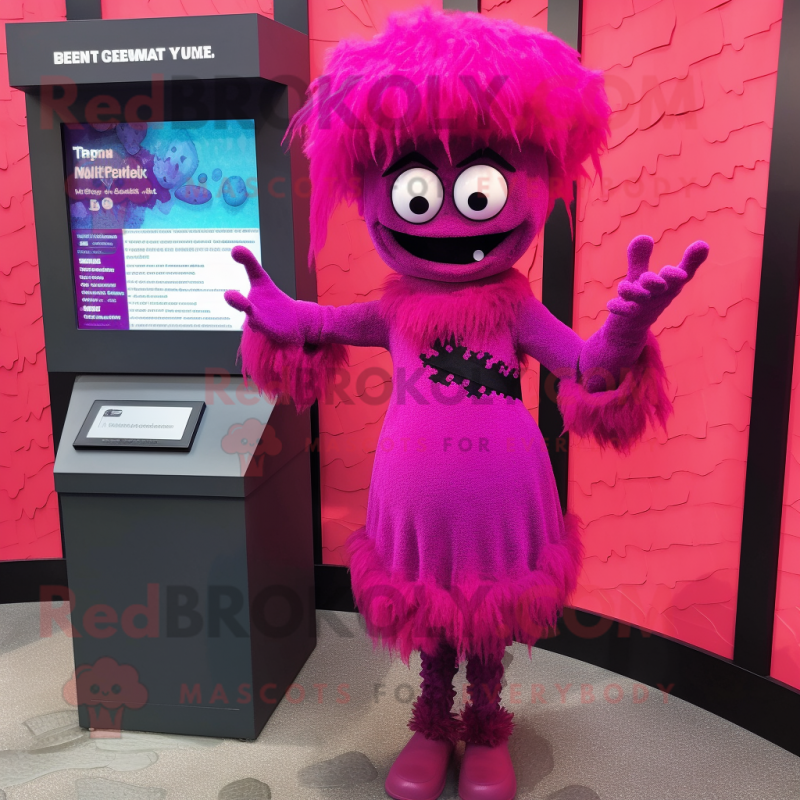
[64, 120, 259, 331]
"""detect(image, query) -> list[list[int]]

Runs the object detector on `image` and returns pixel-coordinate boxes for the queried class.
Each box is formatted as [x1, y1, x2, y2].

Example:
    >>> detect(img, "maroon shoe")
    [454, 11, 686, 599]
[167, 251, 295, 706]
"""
[457, 741, 516, 800]
[385, 732, 454, 800]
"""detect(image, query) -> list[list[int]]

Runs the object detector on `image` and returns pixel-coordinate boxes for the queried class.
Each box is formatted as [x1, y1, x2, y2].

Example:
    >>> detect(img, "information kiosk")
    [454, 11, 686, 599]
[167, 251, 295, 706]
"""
[7, 12, 316, 740]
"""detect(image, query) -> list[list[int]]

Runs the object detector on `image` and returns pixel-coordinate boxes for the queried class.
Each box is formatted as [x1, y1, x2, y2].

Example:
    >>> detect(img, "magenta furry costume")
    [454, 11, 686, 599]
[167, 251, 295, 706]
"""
[225, 8, 708, 743]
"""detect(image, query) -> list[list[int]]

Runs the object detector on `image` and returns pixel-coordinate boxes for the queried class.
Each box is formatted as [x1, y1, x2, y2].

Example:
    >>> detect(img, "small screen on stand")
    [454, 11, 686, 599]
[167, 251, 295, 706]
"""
[63, 120, 259, 331]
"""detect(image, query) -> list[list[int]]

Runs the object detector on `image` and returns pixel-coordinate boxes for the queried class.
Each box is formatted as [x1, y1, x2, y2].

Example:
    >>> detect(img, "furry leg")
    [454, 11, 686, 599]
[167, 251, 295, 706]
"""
[460, 650, 514, 746]
[408, 640, 461, 744]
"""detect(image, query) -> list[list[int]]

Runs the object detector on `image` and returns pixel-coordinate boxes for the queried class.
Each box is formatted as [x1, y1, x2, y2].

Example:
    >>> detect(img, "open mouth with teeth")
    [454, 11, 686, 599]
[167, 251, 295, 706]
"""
[387, 227, 514, 264]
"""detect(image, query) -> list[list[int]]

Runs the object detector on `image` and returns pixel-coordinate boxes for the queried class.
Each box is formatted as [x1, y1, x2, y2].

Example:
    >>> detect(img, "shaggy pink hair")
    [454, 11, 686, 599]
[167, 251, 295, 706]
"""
[287, 7, 610, 264]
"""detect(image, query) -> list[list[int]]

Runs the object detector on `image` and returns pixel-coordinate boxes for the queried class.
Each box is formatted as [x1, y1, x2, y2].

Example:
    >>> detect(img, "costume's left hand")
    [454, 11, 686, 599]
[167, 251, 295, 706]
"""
[579, 235, 709, 393]
[606, 235, 709, 337]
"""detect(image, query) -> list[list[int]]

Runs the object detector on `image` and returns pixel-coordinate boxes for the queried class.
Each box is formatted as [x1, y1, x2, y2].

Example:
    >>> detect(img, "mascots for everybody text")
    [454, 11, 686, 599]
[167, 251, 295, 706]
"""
[225, 10, 708, 800]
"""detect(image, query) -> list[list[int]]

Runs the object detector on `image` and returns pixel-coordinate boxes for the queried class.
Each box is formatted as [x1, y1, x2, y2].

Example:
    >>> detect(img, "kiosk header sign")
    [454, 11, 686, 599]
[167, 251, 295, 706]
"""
[6, 14, 308, 88]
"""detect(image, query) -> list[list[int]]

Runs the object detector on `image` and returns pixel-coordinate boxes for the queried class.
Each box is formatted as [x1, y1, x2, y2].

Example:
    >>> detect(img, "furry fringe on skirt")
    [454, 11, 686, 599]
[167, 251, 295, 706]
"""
[346, 514, 584, 664]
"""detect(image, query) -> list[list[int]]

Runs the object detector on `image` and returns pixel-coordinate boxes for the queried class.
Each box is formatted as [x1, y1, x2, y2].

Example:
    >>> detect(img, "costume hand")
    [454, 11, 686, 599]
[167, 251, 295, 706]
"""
[579, 236, 709, 393]
[606, 235, 709, 338]
[224, 246, 308, 345]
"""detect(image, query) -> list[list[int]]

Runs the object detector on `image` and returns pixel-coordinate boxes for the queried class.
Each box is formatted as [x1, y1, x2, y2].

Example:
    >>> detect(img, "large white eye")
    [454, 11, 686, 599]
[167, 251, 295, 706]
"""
[391, 168, 443, 224]
[453, 165, 508, 220]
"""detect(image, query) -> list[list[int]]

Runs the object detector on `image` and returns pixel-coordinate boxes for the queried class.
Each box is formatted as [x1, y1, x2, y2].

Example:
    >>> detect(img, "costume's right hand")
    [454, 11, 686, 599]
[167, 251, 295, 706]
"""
[224, 246, 305, 345]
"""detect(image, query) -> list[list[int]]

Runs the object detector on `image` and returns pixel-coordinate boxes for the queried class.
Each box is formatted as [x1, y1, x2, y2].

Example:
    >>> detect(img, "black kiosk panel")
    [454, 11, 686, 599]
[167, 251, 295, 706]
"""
[8, 13, 314, 377]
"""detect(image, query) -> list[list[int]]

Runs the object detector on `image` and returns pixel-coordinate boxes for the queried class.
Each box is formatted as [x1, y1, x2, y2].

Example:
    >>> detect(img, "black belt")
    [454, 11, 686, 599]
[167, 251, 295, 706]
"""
[420, 336, 523, 401]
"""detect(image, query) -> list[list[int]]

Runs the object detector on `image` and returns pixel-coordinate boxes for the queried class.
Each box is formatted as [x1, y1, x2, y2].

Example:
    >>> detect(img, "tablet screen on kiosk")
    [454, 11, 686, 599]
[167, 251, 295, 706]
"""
[63, 119, 259, 331]
[73, 400, 206, 450]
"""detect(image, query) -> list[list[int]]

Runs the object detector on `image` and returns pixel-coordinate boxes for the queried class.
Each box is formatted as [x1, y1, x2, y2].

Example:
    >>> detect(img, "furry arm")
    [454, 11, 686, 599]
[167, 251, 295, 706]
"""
[517, 236, 709, 453]
[224, 246, 389, 410]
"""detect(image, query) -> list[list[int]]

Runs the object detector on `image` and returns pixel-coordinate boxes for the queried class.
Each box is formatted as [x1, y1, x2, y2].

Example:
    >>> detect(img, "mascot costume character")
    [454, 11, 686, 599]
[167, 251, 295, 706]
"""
[224, 9, 708, 800]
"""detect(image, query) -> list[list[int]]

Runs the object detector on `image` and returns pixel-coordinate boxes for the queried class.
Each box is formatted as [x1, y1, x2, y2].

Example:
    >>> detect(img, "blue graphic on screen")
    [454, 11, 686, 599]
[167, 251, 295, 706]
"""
[64, 120, 260, 331]
[67, 120, 259, 231]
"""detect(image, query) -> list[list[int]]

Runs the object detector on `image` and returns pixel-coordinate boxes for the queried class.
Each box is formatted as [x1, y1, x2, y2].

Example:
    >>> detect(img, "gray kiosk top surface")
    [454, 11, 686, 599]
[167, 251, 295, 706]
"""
[54, 376, 277, 498]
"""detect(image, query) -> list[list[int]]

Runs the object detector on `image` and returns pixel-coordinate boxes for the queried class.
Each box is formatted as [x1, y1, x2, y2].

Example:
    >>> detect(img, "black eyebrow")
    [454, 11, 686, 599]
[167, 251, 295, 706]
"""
[382, 151, 439, 177]
[455, 148, 516, 173]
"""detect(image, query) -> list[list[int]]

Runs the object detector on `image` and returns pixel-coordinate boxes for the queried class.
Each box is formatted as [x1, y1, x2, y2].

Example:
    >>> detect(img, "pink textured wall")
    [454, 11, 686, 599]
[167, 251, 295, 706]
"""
[773, 314, 800, 689]
[570, 0, 782, 657]
[481, 0, 545, 27]
[102, 0, 272, 18]
[0, 0, 65, 561]
[312, 0, 549, 565]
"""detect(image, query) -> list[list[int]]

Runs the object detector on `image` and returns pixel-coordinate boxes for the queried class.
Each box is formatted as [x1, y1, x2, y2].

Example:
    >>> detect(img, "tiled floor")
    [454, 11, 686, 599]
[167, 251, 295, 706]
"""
[1, 603, 799, 799]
